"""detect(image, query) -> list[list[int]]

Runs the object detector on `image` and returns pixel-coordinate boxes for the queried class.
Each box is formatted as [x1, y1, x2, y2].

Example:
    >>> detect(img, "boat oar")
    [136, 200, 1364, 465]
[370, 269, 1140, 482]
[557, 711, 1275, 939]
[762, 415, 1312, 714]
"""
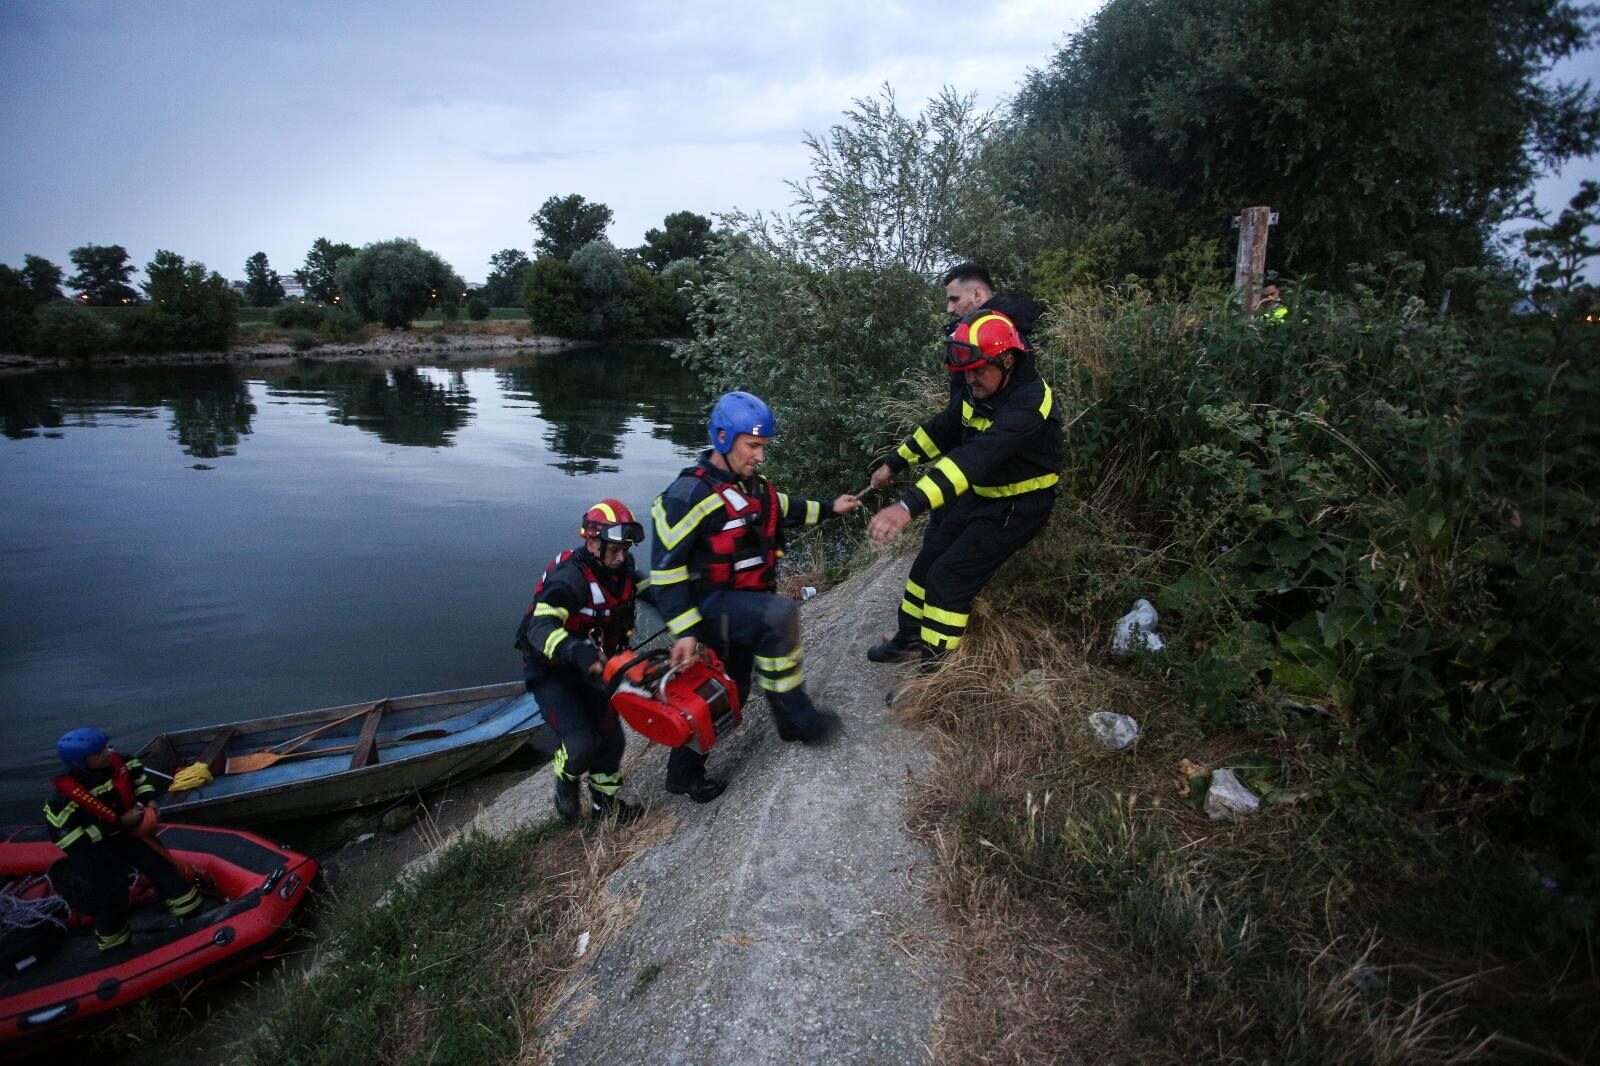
[224, 726, 452, 775]
[224, 702, 383, 773]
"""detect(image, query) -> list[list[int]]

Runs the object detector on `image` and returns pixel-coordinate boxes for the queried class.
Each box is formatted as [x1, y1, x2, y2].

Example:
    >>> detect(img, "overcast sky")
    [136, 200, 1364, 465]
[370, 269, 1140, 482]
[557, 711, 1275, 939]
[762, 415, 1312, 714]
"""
[1, 0, 1595, 287]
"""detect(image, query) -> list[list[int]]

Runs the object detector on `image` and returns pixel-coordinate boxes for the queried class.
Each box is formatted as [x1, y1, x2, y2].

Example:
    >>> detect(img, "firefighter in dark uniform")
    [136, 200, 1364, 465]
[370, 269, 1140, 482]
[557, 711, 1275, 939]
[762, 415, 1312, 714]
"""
[865, 305, 1062, 663]
[515, 500, 651, 823]
[43, 729, 203, 951]
[650, 391, 862, 802]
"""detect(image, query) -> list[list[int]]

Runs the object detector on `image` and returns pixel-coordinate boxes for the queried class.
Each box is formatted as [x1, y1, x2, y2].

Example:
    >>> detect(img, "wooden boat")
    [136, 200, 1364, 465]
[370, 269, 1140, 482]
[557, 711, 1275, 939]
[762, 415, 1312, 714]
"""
[135, 681, 544, 825]
[0, 822, 317, 1048]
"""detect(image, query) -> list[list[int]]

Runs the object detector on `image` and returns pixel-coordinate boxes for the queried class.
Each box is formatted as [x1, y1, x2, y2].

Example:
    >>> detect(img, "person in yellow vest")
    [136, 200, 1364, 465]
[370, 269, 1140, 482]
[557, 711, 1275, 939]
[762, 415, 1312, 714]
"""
[1259, 283, 1289, 323]
[43, 729, 202, 951]
[865, 306, 1064, 665]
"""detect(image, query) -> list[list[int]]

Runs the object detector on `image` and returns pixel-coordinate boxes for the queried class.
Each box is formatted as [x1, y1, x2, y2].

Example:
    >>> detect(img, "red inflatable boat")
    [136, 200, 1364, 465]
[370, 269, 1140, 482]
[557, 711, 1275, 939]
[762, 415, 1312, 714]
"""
[0, 821, 317, 1047]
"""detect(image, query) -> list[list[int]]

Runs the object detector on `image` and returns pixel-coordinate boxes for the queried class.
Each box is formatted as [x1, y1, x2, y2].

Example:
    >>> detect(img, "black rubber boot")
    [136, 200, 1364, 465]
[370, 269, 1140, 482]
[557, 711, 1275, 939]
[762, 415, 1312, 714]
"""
[553, 772, 581, 822]
[866, 634, 921, 664]
[590, 789, 641, 824]
[777, 707, 841, 744]
[665, 775, 727, 803]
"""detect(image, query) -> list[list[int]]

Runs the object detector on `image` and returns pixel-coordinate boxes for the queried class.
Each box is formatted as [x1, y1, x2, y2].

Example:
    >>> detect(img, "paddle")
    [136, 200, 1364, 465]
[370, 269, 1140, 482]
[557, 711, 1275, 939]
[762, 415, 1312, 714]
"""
[224, 727, 452, 775]
[224, 701, 384, 773]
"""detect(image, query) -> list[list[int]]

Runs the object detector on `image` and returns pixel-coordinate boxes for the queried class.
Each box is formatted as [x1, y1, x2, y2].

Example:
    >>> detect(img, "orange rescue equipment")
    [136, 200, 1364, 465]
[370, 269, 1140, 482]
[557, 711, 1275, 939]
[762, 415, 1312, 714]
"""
[603, 648, 742, 753]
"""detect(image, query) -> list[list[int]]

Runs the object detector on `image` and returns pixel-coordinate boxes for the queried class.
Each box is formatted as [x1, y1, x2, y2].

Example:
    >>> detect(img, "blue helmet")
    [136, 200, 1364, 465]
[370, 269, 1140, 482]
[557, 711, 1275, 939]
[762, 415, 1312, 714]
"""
[57, 728, 109, 769]
[707, 391, 777, 454]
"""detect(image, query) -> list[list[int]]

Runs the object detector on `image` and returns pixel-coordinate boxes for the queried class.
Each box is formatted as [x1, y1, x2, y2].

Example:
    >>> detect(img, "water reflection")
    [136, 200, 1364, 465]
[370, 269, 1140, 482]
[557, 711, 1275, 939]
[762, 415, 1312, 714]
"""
[1, 366, 254, 458]
[497, 344, 706, 474]
[264, 363, 474, 448]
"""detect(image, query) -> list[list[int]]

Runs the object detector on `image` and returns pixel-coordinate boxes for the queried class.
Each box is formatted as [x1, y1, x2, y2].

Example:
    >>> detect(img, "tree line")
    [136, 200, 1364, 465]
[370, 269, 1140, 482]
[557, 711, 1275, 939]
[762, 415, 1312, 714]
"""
[0, 202, 717, 356]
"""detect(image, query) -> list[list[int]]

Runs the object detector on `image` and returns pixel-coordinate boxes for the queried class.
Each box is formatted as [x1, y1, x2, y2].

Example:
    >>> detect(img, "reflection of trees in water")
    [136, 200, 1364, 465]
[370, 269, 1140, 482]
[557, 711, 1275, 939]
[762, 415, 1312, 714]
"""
[0, 367, 254, 458]
[265, 363, 474, 447]
[497, 344, 706, 472]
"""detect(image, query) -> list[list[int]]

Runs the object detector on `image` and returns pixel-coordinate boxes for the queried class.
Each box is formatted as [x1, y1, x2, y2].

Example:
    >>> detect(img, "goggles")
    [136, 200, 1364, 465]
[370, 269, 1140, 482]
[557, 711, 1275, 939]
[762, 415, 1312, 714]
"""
[945, 338, 1000, 373]
[591, 521, 645, 545]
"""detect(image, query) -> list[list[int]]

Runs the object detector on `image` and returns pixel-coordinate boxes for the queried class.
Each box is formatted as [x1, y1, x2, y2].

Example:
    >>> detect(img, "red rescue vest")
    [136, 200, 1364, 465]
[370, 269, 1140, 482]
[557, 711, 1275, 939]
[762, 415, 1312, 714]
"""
[53, 752, 138, 828]
[522, 549, 636, 655]
[692, 469, 782, 593]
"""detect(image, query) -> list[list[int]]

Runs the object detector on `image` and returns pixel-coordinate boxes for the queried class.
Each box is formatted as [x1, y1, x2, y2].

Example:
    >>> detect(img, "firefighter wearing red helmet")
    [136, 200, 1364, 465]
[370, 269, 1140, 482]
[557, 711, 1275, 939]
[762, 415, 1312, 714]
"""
[515, 499, 652, 822]
[865, 292, 1063, 665]
[648, 391, 863, 802]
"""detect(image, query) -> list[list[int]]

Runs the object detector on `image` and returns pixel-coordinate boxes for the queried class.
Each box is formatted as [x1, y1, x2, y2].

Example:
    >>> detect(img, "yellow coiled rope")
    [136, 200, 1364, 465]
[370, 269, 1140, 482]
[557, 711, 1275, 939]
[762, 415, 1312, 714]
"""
[170, 761, 215, 791]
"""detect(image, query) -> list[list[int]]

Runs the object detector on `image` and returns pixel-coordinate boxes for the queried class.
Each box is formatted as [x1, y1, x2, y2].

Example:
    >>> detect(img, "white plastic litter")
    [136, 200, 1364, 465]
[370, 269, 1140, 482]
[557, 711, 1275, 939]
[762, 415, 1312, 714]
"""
[1112, 599, 1165, 655]
[1204, 768, 1261, 821]
[801, 586, 818, 600]
[576, 931, 590, 958]
[1087, 711, 1140, 750]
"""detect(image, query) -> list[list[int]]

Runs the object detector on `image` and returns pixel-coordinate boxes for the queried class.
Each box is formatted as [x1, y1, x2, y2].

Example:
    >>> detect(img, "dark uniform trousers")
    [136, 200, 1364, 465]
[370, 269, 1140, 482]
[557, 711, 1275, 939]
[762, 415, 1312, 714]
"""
[53, 835, 194, 942]
[529, 665, 626, 794]
[896, 489, 1056, 652]
[665, 589, 822, 786]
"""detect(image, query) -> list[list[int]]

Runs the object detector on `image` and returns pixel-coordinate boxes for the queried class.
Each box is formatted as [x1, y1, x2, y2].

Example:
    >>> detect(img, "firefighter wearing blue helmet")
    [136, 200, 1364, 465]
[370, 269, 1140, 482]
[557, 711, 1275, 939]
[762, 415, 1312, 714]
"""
[649, 391, 862, 801]
[43, 729, 203, 950]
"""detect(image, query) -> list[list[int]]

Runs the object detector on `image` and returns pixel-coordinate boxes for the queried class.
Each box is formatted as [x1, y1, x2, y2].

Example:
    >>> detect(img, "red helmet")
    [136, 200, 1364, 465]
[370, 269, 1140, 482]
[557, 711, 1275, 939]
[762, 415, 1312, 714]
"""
[945, 310, 1024, 372]
[580, 499, 644, 545]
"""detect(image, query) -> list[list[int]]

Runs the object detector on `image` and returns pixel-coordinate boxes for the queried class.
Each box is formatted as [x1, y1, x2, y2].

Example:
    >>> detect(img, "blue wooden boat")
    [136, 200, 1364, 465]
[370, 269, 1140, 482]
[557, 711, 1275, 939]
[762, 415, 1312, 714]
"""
[136, 682, 543, 825]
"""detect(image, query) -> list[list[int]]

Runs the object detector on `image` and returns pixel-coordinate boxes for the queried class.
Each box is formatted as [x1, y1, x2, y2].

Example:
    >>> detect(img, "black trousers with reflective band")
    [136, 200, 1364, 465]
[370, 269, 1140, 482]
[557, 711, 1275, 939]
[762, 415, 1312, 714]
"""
[55, 834, 192, 939]
[896, 489, 1056, 651]
[533, 667, 624, 783]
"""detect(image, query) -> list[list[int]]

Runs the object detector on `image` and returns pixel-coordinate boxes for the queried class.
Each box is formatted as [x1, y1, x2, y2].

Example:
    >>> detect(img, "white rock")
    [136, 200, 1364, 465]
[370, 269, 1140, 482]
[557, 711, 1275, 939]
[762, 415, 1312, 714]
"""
[1112, 598, 1166, 655]
[1205, 769, 1261, 821]
[1087, 711, 1140, 750]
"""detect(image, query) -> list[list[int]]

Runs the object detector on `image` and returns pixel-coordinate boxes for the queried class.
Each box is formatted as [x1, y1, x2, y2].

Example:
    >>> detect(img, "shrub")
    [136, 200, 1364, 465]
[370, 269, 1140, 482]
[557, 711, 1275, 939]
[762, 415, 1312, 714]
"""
[317, 306, 365, 342]
[467, 295, 491, 321]
[274, 302, 327, 329]
[288, 329, 319, 352]
[29, 302, 116, 358]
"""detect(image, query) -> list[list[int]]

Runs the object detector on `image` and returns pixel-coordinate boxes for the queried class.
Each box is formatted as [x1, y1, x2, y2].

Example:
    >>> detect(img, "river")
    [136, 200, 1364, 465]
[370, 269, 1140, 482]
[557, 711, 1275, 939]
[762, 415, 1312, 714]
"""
[0, 345, 707, 824]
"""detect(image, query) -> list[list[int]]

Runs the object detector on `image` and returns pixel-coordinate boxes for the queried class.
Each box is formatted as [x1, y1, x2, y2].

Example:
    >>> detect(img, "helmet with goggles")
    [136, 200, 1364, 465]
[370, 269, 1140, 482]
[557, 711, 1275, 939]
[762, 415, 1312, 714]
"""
[580, 499, 644, 545]
[945, 310, 1024, 373]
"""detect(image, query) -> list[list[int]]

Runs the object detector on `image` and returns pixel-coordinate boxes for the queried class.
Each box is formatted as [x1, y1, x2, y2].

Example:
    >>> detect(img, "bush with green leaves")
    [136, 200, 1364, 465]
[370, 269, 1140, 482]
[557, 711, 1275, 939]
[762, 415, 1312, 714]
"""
[28, 301, 117, 357]
[335, 238, 464, 329]
[522, 255, 585, 337]
[989, 268, 1599, 876]
[119, 250, 238, 352]
[318, 306, 365, 342]
[467, 295, 491, 321]
[274, 301, 327, 330]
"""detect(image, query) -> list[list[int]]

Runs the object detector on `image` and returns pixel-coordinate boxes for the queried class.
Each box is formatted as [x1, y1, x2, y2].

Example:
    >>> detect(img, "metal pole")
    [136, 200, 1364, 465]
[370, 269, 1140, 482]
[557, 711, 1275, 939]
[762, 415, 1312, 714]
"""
[1234, 205, 1272, 313]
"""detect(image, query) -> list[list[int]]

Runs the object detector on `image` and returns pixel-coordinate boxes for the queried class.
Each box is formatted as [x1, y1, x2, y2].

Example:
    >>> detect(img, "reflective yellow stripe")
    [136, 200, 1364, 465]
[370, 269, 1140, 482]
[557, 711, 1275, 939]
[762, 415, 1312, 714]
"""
[805, 500, 820, 524]
[1039, 382, 1053, 420]
[914, 473, 946, 510]
[923, 603, 970, 627]
[778, 492, 792, 517]
[44, 803, 75, 828]
[590, 772, 620, 795]
[98, 927, 132, 949]
[553, 745, 571, 779]
[667, 607, 702, 634]
[972, 473, 1060, 498]
[961, 401, 993, 432]
[906, 579, 926, 599]
[592, 501, 618, 523]
[921, 628, 963, 650]
[543, 628, 570, 658]
[759, 670, 806, 693]
[900, 599, 924, 619]
[650, 566, 690, 586]
[913, 427, 940, 460]
[534, 603, 569, 620]
[56, 826, 87, 849]
[168, 887, 202, 916]
[635, 575, 652, 591]
[932, 456, 969, 496]
[652, 494, 725, 550]
[755, 651, 803, 672]
[896, 441, 920, 465]
[85, 825, 103, 843]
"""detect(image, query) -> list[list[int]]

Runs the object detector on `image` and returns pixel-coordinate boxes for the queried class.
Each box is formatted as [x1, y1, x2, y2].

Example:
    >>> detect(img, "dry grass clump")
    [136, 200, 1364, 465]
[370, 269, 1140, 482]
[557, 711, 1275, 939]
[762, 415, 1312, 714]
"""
[898, 613, 1518, 1065]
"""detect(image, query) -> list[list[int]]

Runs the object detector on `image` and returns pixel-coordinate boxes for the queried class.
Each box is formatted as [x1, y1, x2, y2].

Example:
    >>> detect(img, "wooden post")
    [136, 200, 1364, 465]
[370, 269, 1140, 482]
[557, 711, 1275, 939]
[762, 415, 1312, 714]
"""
[1234, 205, 1272, 313]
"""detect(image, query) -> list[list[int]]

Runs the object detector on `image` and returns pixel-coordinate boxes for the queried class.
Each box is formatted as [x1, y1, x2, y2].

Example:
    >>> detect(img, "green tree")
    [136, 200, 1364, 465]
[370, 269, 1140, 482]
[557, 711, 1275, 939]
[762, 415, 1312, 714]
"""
[482, 248, 531, 306]
[21, 255, 64, 303]
[67, 243, 139, 305]
[530, 194, 613, 261]
[123, 249, 239, 351]
[622, 262, 681, 336]
[522, 256, 586, 337]
[244, 251, 287, 307]
[568, 239, 631, 338]
[295, 237, 357, 302]
[335, 238, 465, 329]
[1523, 179, 1600, 297]
[29, 302, 116, 357]
[637, 211, 713, 272]
[1008, 0, 1600, 289]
